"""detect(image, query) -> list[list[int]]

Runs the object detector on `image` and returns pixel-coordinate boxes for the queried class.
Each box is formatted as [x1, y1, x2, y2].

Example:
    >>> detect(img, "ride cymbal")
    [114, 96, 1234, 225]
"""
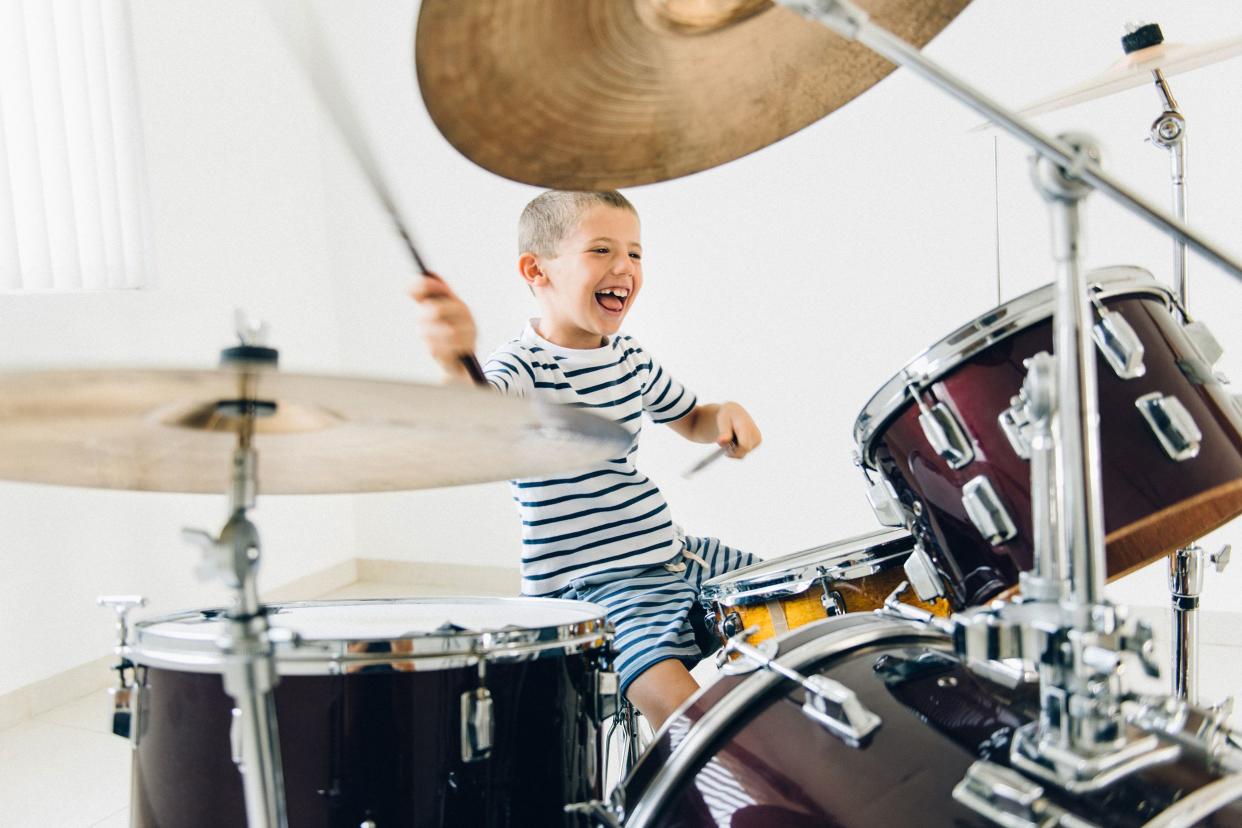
[0, 367, 632, 494]
[415, 0, 972, 189]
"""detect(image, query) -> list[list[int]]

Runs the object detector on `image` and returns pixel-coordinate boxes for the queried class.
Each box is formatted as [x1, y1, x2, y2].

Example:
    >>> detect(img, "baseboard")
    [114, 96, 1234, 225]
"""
[262, 558, 359, 603]
[0, 654, 116, 733]
[354, 558, 520, 595]
[0, 557, 359, 734]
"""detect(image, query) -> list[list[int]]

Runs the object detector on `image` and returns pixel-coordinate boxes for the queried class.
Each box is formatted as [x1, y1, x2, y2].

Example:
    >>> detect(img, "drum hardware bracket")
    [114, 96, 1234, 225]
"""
[715, 630, 777, 676]
[952, 759, 1101, 828]
[999, 395, 1034, 460]
[877, 581, 954, 635]
[962, 475, 1019, 546]
[1135, 392, 1202, 461]
[903, 539, 947, 602]
[721, 628, 881, 746]
[97, 594, 147, 744]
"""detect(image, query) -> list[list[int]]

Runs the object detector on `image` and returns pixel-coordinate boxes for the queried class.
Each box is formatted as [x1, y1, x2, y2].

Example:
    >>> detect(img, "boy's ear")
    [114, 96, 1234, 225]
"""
[518, 252, 546, 288]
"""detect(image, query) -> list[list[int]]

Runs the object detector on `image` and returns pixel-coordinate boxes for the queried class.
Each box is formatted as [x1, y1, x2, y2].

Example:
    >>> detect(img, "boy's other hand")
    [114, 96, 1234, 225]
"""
[716, 402, 762, 459]
[409, 275, 478, 381]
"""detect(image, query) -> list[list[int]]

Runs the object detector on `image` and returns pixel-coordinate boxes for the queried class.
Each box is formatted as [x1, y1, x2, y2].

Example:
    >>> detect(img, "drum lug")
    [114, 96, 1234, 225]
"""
[800, 674, 882, 747]
[962, 476, 1018, 546]
[820, 587, 846, 617]
[1092, 307, 1146, 379]
[97, 594, 146, 746]
[460, 687, 494, 762]
[1135, 392, 1202, 461]
[953, 760, 1096, 828]
[903, 541, 946, 602]
[594, 670, 619, 722]
[719, 610, 744, 640]
[917, 402, 975, 469]
[865, 477, 906, 528]
[998, 396, 1034, 460]
[229, 707, 244, 766]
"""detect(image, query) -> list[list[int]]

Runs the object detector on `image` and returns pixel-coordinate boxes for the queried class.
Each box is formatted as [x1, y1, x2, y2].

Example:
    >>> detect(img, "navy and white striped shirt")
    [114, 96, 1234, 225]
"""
[485, 322, 698, 596]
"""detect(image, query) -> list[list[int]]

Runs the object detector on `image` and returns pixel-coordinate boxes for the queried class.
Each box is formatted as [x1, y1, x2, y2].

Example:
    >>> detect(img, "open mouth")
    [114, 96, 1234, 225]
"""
[594, 286, 630, 314]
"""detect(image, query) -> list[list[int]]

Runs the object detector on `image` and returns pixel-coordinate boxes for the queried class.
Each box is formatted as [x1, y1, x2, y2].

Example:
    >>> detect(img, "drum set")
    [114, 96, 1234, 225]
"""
[5, 0, 1242, 826]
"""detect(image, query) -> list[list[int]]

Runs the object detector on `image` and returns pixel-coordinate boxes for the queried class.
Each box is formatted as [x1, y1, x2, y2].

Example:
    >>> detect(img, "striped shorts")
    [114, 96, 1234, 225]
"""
[555, 535, 756, 696]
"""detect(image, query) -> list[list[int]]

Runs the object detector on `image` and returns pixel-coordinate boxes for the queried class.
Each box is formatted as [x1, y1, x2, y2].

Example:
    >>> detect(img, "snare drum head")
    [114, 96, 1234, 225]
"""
[700, 529, 913, 605]
[129, 597, 607, 673]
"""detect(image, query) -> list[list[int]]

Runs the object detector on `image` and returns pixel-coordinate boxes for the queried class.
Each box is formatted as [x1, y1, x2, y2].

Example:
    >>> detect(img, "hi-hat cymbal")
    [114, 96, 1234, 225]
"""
[415, 0, 972, 189]
[0, 367, 632, 494]
[1013, 33, 1242, 118]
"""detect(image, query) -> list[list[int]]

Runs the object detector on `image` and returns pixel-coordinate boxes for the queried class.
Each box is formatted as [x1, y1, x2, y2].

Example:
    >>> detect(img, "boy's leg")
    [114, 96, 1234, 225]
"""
[625, 658, 699, 729]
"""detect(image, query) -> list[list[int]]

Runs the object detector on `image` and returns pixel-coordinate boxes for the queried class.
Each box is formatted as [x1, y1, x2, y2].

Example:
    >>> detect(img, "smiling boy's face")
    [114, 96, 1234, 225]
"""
[525, 204, 643, 349]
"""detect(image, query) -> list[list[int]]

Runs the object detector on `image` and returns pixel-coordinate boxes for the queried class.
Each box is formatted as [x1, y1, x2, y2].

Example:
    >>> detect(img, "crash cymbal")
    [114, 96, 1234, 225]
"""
[415, 0, 972, 189]
[0, 367, 631, 494]
[1013, 32, 1242, 118]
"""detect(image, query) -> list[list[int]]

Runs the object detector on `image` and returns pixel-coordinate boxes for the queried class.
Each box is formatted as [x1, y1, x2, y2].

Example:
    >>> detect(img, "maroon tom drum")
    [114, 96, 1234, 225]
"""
[854, 266, 1242, 609]
[617, 615, 1242, 827]
[125, 598, 612, 827]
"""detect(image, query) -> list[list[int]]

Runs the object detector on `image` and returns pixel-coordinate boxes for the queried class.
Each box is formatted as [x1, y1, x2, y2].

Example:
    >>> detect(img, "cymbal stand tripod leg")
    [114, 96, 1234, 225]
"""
[183, 424, 288, 827]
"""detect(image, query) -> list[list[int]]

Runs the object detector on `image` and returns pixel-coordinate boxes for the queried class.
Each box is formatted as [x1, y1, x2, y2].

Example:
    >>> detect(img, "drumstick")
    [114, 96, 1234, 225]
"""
[261, 3, 488, 387]
[682, 440, 737, 479]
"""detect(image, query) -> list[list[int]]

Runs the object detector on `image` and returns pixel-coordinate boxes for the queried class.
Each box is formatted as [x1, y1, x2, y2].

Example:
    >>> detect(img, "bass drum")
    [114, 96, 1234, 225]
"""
[126, 598, 611, 827]
[618, 615, 1242, 827]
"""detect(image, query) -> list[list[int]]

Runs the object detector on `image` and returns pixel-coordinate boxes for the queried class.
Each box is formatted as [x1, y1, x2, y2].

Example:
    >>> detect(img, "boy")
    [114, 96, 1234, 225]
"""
[412, 190, 761, 727]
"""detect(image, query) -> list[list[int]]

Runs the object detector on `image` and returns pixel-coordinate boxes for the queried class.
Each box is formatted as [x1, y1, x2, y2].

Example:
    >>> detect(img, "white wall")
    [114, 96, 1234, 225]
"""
[320, 0, 1242, 619]
[2, 0, 1241, 696]
[0, 1, 359, 695]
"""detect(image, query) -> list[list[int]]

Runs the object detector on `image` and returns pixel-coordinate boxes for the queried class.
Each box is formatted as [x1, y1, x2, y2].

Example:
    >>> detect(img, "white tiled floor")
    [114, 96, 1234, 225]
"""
[3, 586, 1241, 826]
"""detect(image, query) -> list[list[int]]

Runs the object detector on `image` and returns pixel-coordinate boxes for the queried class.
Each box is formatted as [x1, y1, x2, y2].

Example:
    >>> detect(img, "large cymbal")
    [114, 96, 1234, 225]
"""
[415, 0, 972, 189]
[0, 367, 632, 494]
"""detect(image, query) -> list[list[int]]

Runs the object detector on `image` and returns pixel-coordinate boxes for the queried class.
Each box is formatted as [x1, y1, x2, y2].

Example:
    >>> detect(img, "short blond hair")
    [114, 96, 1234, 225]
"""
[518, 190, 637, 257]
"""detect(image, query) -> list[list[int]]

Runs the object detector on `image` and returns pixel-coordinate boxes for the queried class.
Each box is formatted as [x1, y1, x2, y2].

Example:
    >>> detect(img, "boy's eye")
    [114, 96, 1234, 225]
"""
[629, 252, 642, 260]
[591, 247, 609, 254]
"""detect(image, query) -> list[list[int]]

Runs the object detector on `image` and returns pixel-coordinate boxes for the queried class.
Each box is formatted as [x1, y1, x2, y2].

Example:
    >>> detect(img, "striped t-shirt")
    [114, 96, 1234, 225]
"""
[484, 322, 698, 596]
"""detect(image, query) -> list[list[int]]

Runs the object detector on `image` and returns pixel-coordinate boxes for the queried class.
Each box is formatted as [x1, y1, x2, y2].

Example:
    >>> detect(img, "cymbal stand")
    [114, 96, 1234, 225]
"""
[182, 329, 288, 828]
[779, 0, 1242, 802]
[1131, 30, 1235, 705]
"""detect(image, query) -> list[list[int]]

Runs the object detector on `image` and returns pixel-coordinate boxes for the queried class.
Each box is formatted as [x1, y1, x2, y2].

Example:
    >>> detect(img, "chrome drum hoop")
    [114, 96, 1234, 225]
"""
[127, 597, 610, 675]
[854, 266, 1174, 468]
[699, 529, 914, 609]
[623, 615, 949, 828]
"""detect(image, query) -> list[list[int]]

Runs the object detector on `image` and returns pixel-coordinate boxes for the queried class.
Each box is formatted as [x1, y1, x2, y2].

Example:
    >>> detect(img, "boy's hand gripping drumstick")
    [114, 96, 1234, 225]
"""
[263, 3, 487, 386]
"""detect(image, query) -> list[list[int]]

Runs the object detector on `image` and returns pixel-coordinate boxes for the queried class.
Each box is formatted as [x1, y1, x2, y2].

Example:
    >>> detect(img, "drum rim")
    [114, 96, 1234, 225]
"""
[699, 529, 913, 606]
[127, 596, 609, 675]
[622, 615, 949, 827]
[853, 265, 1174, 469]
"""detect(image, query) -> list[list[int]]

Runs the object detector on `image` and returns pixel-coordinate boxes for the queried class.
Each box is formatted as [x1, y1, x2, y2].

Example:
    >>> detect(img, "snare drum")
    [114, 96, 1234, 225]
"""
[855, 266, 1242, 609]
[125, 598, 611, 827]
[699, 529, 949, 647]
[618, 615, 1242, 827]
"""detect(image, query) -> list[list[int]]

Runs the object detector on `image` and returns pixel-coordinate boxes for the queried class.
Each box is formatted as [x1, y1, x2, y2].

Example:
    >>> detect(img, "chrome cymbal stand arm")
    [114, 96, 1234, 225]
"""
[776, 0, 1242, 285]
[183, 419, 288, 828]
[1149, 68, 1189, 310]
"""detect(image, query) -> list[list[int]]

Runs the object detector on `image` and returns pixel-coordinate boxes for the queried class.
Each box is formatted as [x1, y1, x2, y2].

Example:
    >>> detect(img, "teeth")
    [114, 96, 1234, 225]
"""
[599, 288, 629, 298]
